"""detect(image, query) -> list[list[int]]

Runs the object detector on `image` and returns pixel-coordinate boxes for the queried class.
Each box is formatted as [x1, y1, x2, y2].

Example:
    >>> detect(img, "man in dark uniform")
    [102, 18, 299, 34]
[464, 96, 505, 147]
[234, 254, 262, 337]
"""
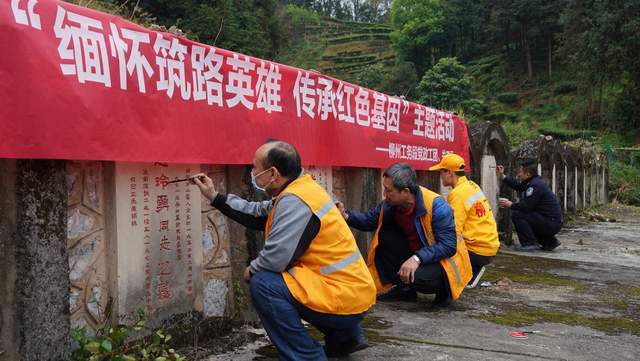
[496, 160, 563, 252]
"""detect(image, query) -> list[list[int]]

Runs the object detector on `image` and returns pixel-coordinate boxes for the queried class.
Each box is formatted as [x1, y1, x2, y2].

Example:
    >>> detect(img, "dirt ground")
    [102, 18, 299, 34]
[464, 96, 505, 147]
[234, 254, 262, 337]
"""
[185, 204, 640, 361]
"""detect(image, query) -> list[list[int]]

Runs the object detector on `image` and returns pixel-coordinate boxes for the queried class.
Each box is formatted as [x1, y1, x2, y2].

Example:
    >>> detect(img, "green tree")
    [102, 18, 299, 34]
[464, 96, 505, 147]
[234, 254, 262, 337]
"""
[558, 0, 640, 131]
[356, 62, 418, 98]
[416, 57, 472, 111]
[143, 0, 282, 59]
[441, 0, 489, 61]
[390, 0, 446, 76]
[283, 1, 390, 21]
[283, 4, 321, 42]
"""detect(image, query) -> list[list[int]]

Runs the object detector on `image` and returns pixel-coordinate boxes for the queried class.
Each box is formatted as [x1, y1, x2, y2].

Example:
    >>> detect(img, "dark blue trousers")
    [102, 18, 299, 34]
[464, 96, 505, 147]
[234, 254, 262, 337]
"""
[511, 209, 562, 247]
[249, 271, 366, 361]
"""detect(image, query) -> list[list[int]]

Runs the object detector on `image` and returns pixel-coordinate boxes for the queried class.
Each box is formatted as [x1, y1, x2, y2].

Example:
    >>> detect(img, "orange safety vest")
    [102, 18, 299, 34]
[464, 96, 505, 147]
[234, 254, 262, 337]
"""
[367, 187, 472, 300]
[266, 174, 376, 315]
[447, 176, 500, 257]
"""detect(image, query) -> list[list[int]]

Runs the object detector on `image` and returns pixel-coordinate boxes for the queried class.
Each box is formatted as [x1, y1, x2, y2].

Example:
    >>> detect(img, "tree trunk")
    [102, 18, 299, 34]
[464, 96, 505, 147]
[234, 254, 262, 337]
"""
[524, 24, 533, 80]
[587, 81, 593, 128]
[504, 23, 510, 54]
[520, 27, 524, 72]
[548, 36, 552, 78]
[599, 80, 605, 128]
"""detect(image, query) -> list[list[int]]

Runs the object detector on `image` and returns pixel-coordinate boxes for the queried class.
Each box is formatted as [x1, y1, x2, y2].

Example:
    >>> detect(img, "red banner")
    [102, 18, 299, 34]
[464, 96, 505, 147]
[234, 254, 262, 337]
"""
[0, 0, 469, 170]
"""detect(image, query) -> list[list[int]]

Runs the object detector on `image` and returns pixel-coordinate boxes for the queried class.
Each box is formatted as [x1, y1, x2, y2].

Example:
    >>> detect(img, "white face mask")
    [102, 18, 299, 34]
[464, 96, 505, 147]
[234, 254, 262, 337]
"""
[251, 167, 274, 192]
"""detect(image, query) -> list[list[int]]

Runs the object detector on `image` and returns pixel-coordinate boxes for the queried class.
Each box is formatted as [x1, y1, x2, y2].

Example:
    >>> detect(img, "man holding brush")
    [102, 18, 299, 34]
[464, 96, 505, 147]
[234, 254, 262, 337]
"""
[192, 139, 375, 360]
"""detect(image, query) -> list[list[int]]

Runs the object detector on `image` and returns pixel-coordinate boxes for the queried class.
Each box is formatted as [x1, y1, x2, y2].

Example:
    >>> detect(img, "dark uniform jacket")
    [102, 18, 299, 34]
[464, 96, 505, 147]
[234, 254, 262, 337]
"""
[503, 175, 563, 223]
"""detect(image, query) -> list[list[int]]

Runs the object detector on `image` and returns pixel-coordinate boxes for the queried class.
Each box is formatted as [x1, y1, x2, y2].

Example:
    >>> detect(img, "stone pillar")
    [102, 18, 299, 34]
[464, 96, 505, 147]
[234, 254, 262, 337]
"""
[201, 165, 233, 320]
[593, 161, 600, 206]
[552, 163, 557, 194]
[15, 160, 70, 361]
[555, 158, 566, 214]
[468, 121, 513, 245]
[590, 165, 598, 206]
[583, 168, 589, 208]
[0, 160, 18, 361]
[332, 167, 347, 204]
[601, 166, 607, 204]
[226, 165, 258, 323]
[574, 166, 579, 210]
[418, 171, 441, 194]
[576, 163, 584, 210]
[480, 155, 499, 218]
[112, 163, 205, 332]
[344, 168, 381, 254]
[564, 165, 568, 213]
[539, 138, 558, 190]
[66, 161, 110, 334]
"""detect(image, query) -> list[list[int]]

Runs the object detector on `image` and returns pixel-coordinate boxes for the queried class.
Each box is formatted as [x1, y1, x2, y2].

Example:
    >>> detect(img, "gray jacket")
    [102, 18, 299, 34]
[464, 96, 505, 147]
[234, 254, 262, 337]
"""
[211, 188, 320, 274]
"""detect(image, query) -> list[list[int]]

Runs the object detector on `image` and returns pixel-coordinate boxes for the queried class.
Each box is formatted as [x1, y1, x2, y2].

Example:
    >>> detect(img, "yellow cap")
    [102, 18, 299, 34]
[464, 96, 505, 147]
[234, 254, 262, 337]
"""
[428, 153, 466, 172]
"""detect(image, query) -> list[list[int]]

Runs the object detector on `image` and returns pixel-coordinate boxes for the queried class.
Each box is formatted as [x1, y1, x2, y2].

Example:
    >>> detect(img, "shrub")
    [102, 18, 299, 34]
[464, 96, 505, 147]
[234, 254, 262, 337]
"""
[609, 159, 640, 205]
[553, 81, 578, 95]
[500, 121, 537, 147]
[486, 112, 519, 122]
[68, 308, 184, 361]
[496, 92, 518, 104]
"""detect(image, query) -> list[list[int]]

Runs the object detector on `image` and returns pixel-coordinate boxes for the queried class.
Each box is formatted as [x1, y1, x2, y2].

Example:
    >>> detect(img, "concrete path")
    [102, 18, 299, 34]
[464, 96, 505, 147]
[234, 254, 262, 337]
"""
[197, 205, 640, 361]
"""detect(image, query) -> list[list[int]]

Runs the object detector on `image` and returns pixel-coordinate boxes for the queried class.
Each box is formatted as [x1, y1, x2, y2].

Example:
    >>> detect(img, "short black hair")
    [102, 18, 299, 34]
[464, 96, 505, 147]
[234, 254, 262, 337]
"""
[519, 159, 539, 177]
[383, 163, 418, 194]
[262, 139, 302, 178]
[455, 170, 466, 177]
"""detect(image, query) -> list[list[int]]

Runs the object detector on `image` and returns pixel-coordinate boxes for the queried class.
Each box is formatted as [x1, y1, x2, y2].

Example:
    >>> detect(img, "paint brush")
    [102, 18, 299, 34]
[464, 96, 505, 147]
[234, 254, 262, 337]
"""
[166, 175, 205, 184]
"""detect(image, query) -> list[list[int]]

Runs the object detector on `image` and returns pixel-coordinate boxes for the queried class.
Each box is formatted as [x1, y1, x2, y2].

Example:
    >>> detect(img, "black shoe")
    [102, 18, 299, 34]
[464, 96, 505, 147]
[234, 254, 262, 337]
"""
[376, 286, 417, 302]
[514, 244, 542, 252]
[430, 292, 452, 309]
[430, 299, 452, 309]
[324, 334, 369, 358]
[541, 238, 561, 251]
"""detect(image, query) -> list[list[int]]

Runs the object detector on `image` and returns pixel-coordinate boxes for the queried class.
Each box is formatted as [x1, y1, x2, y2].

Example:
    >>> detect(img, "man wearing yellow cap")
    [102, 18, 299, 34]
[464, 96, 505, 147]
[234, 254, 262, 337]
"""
[429, 153, 500, 287]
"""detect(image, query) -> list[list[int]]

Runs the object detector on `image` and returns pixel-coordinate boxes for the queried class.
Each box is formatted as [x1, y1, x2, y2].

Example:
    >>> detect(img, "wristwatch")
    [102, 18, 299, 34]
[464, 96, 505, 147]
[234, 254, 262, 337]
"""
[412, 255, 421, 264]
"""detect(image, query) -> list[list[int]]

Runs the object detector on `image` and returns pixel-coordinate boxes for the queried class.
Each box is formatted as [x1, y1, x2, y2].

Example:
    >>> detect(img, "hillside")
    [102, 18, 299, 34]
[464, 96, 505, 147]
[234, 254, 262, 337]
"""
[277, 18, 395, 83]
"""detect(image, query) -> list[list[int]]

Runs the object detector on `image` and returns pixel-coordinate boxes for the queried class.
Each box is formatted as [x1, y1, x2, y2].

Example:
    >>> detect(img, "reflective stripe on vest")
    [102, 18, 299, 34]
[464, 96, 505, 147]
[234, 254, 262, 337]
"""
[465, 190, 485, 207]
[446, 257, 462, 284]
[447, 234, 465, 284]
[320, 249, 361, 275]
[277, 174, 376, 314]
[315, 199, 335, 219]
[313, 198, 363, 275]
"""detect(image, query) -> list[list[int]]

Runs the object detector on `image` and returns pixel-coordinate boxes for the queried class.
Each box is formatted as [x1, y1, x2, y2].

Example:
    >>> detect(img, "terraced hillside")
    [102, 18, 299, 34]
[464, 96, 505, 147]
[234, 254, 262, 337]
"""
[279, 18, 395, 83]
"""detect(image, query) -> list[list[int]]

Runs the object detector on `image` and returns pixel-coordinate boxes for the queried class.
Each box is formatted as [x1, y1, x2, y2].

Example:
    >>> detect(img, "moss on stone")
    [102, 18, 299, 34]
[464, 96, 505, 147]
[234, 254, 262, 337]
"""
[485, 253, 588, 290]
[478, 252, 640, 336]
[485, 267, 588, 289]
[493, 253, 580, 271]
[477, 308, 640, 336]
[619, 285, 640, 297]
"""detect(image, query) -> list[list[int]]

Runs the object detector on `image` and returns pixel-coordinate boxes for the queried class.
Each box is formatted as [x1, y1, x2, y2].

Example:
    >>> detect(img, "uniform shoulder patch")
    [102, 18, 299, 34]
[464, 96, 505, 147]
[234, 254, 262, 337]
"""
[525, 187, 534, 197]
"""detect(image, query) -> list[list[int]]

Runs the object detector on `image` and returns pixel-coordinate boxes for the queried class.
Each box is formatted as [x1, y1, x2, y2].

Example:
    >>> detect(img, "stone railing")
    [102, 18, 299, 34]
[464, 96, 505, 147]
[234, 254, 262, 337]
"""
[0, 122, 610, 361]
[464, 124, 608, 245]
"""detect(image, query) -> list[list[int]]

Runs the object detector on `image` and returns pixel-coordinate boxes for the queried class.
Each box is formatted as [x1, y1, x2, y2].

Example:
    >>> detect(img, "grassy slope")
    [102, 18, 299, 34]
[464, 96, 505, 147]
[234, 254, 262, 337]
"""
[279, 20, 636, 149]
[276, 18, 395, 83]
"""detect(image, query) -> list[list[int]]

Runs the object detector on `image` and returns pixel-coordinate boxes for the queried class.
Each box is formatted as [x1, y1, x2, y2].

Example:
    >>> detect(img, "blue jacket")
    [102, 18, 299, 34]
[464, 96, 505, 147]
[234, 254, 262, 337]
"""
[346, 190, 457, 265]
